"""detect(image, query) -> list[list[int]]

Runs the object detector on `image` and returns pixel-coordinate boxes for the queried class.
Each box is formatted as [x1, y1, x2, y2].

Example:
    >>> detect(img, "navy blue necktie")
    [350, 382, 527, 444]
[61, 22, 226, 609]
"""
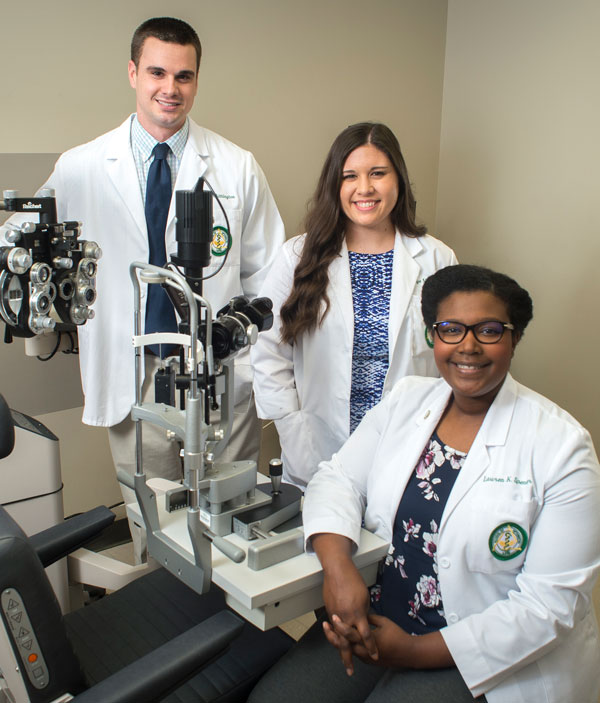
[145, 142, 177, 355]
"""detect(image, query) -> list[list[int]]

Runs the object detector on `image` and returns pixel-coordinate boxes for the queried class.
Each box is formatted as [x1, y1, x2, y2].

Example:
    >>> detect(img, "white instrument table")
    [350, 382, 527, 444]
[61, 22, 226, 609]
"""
[128, 478, 389, 630]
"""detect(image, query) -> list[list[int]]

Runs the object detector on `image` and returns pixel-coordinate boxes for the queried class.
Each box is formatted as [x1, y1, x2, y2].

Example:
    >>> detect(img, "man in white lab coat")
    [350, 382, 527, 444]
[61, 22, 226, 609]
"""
[1, 17, 285, 561]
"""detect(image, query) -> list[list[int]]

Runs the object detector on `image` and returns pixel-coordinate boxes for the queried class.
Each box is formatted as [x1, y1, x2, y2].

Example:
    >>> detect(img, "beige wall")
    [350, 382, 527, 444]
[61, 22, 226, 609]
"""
[0, 1, 448, 512]
[0, 0, 448, 233]
[4, 0, 597, 516]
[437, 0, 600, 444]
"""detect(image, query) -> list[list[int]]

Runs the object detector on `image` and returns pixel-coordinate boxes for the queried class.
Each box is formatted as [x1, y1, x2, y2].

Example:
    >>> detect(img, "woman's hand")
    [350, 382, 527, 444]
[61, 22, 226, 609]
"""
[332, 613, 454, 670]
[311, 533, 379, 674]
[348, 614, 417, 668]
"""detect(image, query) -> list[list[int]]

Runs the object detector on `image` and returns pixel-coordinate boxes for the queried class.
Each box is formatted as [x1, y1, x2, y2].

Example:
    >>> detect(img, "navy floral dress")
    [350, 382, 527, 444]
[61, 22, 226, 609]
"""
[348, 249, 394, 434]
[371, 431, 467, 634]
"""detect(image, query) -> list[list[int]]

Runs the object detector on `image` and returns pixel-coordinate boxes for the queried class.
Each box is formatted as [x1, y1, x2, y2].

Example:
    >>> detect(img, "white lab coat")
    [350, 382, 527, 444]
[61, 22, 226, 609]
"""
[1, 117, 285, 426]
[250, 231, 457, 486]
[303, 373, 600, 703]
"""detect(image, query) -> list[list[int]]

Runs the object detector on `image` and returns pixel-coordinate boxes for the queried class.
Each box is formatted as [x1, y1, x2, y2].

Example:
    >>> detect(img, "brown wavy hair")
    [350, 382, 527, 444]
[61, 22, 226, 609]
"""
[280, 122, 426, 344]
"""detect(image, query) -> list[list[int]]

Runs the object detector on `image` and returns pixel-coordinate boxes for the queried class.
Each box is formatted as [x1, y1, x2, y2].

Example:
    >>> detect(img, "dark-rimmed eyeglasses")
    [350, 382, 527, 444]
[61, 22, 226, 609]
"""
[432, 320, 515, 345]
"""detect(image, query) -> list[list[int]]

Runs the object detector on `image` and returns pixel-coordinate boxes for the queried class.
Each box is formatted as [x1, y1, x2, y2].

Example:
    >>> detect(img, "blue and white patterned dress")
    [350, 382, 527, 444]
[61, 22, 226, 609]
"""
[371, 431, 467, 634]
[348, 249, 394, 434]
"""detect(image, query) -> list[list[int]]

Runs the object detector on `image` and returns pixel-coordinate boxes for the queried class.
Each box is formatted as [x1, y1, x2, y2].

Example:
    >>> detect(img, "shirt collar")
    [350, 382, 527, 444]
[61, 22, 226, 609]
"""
[131, 115, 189, 160]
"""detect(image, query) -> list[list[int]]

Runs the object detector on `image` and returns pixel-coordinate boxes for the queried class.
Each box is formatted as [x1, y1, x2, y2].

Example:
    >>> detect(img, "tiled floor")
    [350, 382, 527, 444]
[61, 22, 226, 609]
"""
[279, 611, 316, 641]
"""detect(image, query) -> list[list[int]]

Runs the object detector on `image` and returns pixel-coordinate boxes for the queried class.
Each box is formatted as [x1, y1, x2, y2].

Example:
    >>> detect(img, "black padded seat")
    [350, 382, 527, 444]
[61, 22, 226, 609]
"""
[64, 567, 293, 702]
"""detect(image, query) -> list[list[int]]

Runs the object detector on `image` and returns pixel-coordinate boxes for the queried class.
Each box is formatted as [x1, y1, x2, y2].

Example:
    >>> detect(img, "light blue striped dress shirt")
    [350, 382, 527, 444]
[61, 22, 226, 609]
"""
[130, 114, 189, 201]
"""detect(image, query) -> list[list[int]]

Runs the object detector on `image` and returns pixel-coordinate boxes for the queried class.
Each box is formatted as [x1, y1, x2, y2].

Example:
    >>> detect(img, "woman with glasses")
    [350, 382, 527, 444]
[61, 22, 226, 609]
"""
[251, 123, 456, 487]
[249, 265, 600, 703]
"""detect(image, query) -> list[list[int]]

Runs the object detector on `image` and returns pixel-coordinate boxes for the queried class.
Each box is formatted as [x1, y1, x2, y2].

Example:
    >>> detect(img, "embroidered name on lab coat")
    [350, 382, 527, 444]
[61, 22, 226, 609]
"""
[483, 476, 532, 485]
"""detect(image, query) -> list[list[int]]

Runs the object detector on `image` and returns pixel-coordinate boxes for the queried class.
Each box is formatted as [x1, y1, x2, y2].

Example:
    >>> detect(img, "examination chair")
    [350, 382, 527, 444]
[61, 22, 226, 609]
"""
[0, 394, 293, 702]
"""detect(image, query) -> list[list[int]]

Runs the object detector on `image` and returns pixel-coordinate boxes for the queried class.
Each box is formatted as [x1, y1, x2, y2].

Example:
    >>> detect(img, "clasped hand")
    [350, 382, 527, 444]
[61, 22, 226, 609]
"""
[321, 562, 417, 676]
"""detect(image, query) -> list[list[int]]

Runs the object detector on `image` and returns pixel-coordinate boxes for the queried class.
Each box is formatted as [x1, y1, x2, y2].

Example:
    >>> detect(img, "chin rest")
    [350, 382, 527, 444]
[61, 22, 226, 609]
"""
[0, 394, 293, 702]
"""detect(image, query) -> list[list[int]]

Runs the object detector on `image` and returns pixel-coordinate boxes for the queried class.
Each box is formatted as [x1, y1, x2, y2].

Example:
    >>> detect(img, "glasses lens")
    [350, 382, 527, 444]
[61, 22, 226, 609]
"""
[473, 321, 505, 343]
[436, 322, 466, 342]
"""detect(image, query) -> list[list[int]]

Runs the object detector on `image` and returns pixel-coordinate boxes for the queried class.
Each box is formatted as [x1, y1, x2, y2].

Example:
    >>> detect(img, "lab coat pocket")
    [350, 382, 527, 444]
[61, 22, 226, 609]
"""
[465, 498, 536, 574]
[207, 207, 242, 268]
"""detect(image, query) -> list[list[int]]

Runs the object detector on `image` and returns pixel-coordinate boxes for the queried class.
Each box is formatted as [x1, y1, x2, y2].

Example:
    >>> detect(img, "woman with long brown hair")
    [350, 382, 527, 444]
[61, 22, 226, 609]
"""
[251, 123, 456, 486]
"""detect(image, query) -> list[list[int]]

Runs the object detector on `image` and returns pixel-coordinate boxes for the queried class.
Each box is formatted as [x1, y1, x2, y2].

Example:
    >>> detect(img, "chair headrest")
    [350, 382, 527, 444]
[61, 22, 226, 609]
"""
[0, 394, 15, 459]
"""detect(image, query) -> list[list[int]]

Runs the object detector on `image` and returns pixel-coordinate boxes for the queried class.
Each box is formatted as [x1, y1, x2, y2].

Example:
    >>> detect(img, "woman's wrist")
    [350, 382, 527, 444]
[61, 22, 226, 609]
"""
[408, 631, 454, 669]
[311, 533, 354, 573]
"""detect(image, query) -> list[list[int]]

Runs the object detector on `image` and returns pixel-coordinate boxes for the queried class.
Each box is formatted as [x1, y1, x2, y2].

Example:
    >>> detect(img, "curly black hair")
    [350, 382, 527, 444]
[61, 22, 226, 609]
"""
[421, 264, 533, 336]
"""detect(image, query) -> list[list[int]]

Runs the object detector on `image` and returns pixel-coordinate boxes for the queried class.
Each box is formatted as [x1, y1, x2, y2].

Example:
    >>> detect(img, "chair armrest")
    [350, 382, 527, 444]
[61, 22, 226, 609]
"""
[30, 506, 115, 567]
[70, 610, 244, 703]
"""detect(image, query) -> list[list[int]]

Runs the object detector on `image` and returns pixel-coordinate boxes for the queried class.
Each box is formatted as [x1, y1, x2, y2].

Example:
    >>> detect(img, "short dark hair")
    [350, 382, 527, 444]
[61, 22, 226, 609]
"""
[421, 264, 533, 336]
[131, 17, 202, 71]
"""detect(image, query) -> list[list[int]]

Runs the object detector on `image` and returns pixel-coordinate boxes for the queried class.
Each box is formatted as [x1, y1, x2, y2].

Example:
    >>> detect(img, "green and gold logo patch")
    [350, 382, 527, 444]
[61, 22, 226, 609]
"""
[211, 226, 231, 256]
[489, 522, 528, 561]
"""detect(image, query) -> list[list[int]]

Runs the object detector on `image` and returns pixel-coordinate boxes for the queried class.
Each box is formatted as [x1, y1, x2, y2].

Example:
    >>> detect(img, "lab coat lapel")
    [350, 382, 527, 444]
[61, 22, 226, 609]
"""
[104, 118, 146, 243]
[386, 385, 452, 529]
[439, 375, 517, 531]
[388, 232, 420, 361]
[328, 239, 354, 347]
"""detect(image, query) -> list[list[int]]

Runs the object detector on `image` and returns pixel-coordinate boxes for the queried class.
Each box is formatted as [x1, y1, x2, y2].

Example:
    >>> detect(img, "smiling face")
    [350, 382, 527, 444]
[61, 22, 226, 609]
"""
[433, 290, 519, 410]
[128, 37, 198, 142]
[339, 144, 399, 236]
